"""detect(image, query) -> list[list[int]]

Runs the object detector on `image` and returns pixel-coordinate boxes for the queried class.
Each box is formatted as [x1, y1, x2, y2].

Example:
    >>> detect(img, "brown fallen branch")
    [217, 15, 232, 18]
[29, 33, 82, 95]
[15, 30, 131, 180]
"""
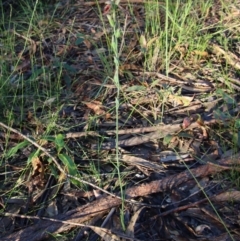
[135, 71, 213, 92]
[2, 152, 240, 241]
[77, 0, 164, 6]
[91, 121, 202, 149]
[0, 124, 168, 140]
[0, 122, 192, 140]
[66, 123, 171, 138]
[0, 118, 219, 141]
[0, 123, 181, 140]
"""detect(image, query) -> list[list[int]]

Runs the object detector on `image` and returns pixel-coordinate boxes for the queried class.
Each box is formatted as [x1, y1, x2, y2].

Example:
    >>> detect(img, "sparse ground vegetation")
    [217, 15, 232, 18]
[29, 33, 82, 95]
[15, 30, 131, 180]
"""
[0, 0, 240, 240]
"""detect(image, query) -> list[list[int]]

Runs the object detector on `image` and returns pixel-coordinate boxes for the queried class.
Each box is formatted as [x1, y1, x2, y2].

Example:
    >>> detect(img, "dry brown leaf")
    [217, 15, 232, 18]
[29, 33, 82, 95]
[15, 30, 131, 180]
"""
[55, 45, 71, 56]
[126, 207, 145, 238]
[31, 156, 45, 188]
[119, 63, 140, 71]
[192, 50, 209, 57]
[84, 101, 106, 115]
[90, 226, 121, 241]
[168, 135, 179, 149]
[168, 94, 194, 107]
[84, 39, 91, 49]
[175, 44, 188, 59]
[32, 157, 44, 178]
[182, 117, 192, 129]
[104, 112, 111, 120]
[200, 126, 208, 139]
[139, 34, 147, 50]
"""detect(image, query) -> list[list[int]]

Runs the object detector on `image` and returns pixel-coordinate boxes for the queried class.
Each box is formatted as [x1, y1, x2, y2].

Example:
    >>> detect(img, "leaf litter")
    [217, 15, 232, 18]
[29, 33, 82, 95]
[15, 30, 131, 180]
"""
[1, 0, 240, 240]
